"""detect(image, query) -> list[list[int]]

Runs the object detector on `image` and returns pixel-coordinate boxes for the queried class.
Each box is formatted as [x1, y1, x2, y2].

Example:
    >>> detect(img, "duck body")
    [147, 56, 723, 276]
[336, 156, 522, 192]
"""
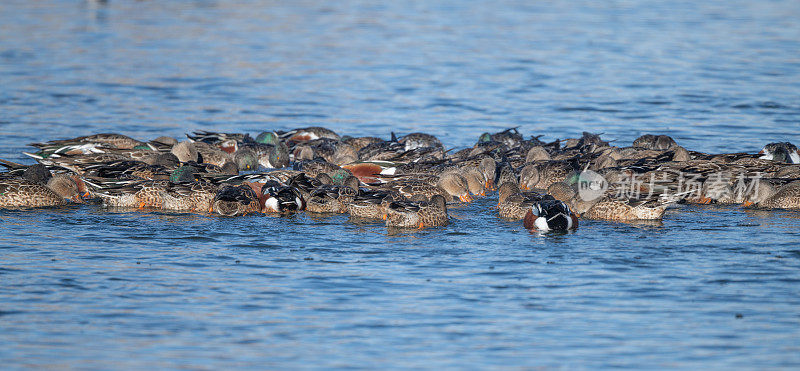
[755, 180, 800, 209]
[582, 199, 668, 221]
[496, 182, 550, 220]
[160, 182, 218, 213]
[347, 189, 403, 220]
[385, 195, 449, 228]
[523, 199, 578, 231]
[375, 179, 449, 202]
[519, 160, 575, 190]
[279, 127, 340, 143]
[92, 180, 170, 209]
[211, 184, 261, 216]
[305, 184, 357, 213]
[30, 133, 144, 151]
[260, 181, 305, 213]
[0, 175, 83, 209]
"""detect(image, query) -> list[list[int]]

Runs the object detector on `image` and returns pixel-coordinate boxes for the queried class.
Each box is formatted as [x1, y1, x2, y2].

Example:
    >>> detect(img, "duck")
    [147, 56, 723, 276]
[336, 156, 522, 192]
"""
[159, 181, 219, 213]
[396, 132, 444, 151]
[368, 171, 472, 203]
[91, 180, 171, 209]
[196, 173, 302, 213]
[373, 178, 449, 202]
[346, 189, 404, 220]
[259, 180, 305, 213]
[519, 160, 575, 190]
[341, 160, 400, 184]
[759, 142, 800, 164]
[170, 141, 200, 163]
[241, 142, 290, 169]
[29, 133, 145, 151]
[632, 134, 679, 150]
[496, 182, 551, 219]
[456, 156, 497, 192]
[25, 152, 135, 170]
[82, 160, 175, 181]
[289, 138, 338, 162]
[187, 130, 253, 146]
[523, 199, 578, 231]
[432, 172, 473, 202]
[357, 138, 406, 162]
[342, 136, 384, 152]
[548, 169, 674, 220]
[305, 182, 358, 214]
[24, 142, 122, 161]
[303, 174, 359, 213]
[494, 162, 519, 189]
[478, 127, 527, 149]
[0, 174, 88, 209]
[385, 194, 449, 229]
[743, 179, 800, 210]
[191, 141, 256, 171]
[525, 146, 551, 162]
[254, 131, 280, 145]
[211, 183, 262, 216]
[0, 159, 58, 183]
[357, 136, 445, 163]
[294, 159, 350, 180]
[25, 142, 112, 159]
[279, 127, 340, 143]
[581, 198, 669, 221]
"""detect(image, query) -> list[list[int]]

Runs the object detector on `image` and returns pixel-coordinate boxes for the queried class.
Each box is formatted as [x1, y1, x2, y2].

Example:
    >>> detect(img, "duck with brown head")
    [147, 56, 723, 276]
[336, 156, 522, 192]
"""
[497, 182, 550, 220]
[743, 179, 800, 210]
[0, 173, 87, 209]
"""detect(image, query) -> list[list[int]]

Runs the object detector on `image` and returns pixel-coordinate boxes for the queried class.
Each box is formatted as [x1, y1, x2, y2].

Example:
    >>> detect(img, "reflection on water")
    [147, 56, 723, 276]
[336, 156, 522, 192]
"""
[1, 0, 800, 369]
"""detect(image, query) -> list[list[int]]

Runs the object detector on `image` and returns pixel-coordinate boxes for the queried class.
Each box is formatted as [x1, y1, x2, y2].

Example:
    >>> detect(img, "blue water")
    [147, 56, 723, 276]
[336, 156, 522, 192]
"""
[2, 0, 800, 368]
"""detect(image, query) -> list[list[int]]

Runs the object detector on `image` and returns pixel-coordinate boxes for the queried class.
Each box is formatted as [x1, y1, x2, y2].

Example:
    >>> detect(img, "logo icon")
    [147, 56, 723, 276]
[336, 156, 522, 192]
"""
[577, 170, 608, 201]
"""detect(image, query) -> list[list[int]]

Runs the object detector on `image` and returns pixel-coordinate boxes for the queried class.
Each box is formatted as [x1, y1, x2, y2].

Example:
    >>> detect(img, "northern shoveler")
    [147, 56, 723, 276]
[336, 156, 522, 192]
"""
[523, 199, 578, 231]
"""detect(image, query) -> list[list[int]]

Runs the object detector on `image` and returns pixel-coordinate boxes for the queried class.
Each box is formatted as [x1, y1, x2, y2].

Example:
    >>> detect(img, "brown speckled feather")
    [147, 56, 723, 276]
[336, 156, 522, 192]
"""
[760, 181, 800, 209]
[94, 180, 170, 209]
[0, 178, 69, 208]
[385, 195, 448, 228]
[31, 134, 143, 150]
[582, 199, 667, 221]
[161, 182, 218, 212]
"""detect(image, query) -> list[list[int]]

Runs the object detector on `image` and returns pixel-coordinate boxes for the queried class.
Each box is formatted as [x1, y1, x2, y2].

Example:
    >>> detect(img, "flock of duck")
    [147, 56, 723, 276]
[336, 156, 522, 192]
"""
[1, 127, 799, 231]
